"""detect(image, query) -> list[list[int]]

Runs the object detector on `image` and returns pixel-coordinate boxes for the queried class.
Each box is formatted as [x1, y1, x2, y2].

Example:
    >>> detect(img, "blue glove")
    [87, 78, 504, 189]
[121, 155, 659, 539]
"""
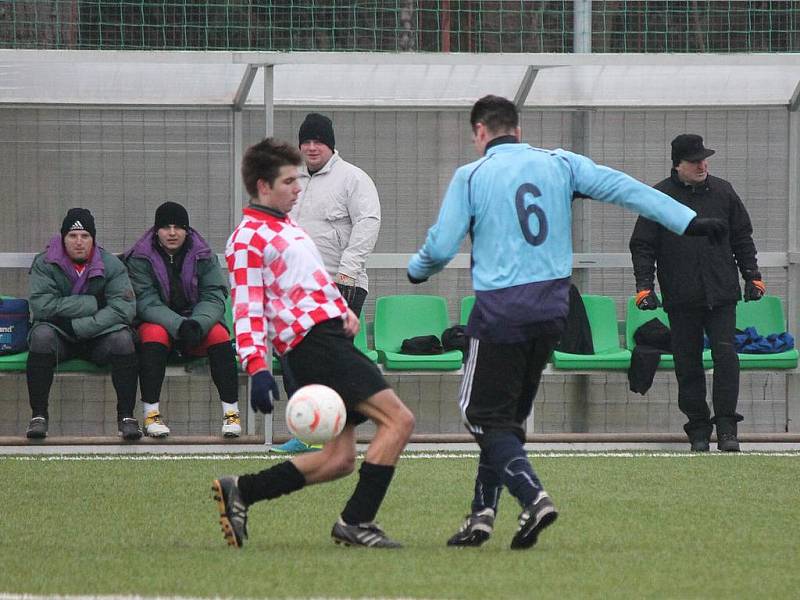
[250, 370, 279, 414]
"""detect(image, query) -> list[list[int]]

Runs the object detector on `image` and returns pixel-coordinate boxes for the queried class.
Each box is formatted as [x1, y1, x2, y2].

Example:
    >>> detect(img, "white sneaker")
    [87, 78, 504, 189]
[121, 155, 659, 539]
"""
[222, 411, 242, 438]
[143, 410, 170, 438]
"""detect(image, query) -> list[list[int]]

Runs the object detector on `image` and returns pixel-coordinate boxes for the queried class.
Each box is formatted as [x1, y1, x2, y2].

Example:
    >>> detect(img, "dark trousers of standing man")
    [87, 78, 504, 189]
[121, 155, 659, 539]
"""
[667, 303, 742, 441]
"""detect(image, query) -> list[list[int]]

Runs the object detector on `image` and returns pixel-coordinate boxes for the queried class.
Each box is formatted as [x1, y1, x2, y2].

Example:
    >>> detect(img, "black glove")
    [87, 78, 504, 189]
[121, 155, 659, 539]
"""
[744, 279, 766, 302]
[407, 271, 428, 285]
[635, 289, 660, 311]
[93, 291, 106, 310]
[684, 217, 728, 245]
[250, 370, 280, 414]
[177, 319, 205, 346]
[50, 318, 76, 338]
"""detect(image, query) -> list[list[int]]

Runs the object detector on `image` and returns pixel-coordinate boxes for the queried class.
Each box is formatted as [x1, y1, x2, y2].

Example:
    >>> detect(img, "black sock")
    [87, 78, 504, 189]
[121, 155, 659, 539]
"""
[471, 448, 503, 514]
[110, 353, 139, 420]
[207, 342, 239, 403]
[138, 342, 169, 404]
[482, 430, 542, 508]
[26, 351, 56, 420]
[340, 462, 395, 525]
[237, 460, 306, 505]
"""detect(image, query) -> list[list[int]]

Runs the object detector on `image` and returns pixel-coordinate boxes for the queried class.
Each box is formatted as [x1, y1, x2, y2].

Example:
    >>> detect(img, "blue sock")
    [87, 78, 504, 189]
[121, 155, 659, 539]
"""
[471, 448, 502, 514]
[482, 430, 542, 508]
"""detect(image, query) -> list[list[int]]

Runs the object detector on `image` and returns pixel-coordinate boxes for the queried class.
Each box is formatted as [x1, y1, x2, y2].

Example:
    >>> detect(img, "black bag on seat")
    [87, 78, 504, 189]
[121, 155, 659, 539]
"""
[401, 335, 444, 355]
[441, 325, 468, 352]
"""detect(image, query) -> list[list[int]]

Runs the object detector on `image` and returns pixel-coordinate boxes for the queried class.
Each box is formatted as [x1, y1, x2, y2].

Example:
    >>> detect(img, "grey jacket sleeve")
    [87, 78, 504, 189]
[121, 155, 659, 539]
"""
[339, 170, 381, 279]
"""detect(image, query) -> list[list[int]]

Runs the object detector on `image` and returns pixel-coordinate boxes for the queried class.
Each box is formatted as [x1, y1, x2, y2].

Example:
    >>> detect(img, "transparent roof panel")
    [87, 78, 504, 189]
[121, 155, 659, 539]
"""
[0, 61, 247, 105]
[526, 65, 800, 107]
[269, 64, 526, 107]
[1, 51, 798, 108]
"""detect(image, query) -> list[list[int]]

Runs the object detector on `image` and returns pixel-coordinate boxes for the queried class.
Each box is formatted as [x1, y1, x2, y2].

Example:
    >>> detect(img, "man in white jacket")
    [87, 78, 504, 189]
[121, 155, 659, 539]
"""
[272, 112, 382, 454]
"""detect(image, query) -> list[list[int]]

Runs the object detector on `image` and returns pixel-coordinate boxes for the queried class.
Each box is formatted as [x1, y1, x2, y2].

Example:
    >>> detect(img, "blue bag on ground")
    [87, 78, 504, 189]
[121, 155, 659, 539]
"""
[0, 297, 30, 354]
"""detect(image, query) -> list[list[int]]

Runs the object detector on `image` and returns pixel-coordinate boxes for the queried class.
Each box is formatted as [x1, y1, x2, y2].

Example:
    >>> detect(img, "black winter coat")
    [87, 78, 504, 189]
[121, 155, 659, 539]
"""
[629, 171, 760, 311]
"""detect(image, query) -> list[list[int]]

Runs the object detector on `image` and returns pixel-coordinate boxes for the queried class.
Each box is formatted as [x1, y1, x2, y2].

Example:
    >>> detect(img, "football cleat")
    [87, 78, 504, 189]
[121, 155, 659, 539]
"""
[510, 491, 558, 550]
[212, 476, 249, 548]
[143, 411, 170, 438]
[331, 518, 402, 549]
[221, 411, 242, 438]
[447, 507, 495, 547]
[269, 437, 321, 454]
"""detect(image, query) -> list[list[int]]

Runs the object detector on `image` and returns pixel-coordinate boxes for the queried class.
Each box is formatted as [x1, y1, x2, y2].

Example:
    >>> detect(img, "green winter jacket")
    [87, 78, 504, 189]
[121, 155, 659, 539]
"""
[29, 239, 136, 340]
[125, 229, 229, 339]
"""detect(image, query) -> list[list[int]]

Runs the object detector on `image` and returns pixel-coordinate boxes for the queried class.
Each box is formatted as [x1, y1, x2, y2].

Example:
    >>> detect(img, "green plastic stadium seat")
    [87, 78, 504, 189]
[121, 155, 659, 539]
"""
[56, 357, 109, 373]
[460, 296, 476, 325]
[0, 350, 28, 371]
[625, 296, 713, 369]
[553, 295, 631, 369]
[735, 296, 798, 369]
[374, 295, 462, 370]
[354, 315, 379, 363]
[0, 352, 113, 373]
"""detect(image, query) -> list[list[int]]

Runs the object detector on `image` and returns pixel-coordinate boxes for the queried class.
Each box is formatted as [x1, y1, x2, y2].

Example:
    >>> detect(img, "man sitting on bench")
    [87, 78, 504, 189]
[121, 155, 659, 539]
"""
[124, 202, 241, 438]
[26, 208, 141, 440]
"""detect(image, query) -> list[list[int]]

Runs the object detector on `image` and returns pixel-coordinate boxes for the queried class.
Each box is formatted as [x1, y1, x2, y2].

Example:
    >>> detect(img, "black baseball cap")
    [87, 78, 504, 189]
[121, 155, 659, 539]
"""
[671, 134, 715, 163]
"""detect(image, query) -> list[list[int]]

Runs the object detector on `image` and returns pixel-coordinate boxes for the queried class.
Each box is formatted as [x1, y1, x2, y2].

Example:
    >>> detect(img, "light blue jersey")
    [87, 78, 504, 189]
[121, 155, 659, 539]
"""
[408, 141, 696, 343]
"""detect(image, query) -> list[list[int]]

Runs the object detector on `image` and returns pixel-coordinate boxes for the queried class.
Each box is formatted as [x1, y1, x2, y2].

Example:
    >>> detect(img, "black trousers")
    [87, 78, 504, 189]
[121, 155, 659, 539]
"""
[667, 304, 741, 437]
[27, 323, 138, 420]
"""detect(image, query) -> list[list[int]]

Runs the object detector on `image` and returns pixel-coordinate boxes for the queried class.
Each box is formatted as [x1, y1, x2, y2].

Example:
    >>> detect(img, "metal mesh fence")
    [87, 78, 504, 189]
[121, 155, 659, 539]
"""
[1, 1, 799, 53]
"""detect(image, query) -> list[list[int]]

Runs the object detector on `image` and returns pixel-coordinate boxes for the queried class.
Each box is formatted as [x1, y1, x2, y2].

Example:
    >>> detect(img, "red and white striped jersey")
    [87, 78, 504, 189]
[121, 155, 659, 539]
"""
[226, 206, 347, 374]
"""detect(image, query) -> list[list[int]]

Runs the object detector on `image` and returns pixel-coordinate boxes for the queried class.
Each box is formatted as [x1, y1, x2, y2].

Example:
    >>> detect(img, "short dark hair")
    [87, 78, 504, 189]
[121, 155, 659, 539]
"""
[241, 138, 302, 198]
[470, 95, 519, 135]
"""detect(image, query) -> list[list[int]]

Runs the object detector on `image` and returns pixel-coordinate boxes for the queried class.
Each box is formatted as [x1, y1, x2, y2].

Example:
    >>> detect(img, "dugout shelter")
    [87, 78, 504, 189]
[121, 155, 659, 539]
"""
[1, 50, 798, 440]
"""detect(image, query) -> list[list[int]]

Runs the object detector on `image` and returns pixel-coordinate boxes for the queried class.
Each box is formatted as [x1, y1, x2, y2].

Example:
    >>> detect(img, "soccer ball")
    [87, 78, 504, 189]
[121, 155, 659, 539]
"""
[286, 384, 347, 444]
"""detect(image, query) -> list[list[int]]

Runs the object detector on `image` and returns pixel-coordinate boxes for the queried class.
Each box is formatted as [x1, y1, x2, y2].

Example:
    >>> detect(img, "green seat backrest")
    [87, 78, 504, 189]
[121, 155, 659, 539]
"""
[581, 295, 622, 353]
[460, 296, 476, 325]
[374, 295, 451, 353]
[625, 295, 670, 349]
[354, 314, 370, 352]
[736, 296, 788, 335]
[224, 296, 235, 341]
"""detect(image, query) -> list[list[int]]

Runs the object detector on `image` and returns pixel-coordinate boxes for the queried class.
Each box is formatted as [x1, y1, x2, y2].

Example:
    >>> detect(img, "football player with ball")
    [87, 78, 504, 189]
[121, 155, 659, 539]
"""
[212, 138, 415, 549]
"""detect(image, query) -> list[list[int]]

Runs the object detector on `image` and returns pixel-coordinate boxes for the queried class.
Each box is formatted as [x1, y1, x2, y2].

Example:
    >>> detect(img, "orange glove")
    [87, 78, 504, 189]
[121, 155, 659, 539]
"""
[635, 289, 659, 311]
[744, 279, 765, 302]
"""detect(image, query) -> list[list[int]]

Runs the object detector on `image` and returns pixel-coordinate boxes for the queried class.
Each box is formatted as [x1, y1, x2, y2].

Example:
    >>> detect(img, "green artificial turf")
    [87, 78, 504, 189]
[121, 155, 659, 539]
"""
[1, 452, 798, 599]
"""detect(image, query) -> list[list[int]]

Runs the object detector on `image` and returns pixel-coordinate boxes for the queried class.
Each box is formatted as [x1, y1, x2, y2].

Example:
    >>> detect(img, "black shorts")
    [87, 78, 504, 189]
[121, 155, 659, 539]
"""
[459, 334, 559, 441]
[286, 319, 390, 426]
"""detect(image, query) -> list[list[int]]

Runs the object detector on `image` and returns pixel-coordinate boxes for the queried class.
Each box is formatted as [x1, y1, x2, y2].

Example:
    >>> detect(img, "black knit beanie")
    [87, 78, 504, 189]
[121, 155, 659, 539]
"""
[298, 113, 335, 151]
[154, 201, 190, 230]
[60, 208, 96, 240]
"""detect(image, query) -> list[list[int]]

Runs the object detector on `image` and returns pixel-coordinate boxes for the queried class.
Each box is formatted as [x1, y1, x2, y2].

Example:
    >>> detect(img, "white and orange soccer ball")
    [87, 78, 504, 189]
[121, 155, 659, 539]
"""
[285, 384, 347, 444]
